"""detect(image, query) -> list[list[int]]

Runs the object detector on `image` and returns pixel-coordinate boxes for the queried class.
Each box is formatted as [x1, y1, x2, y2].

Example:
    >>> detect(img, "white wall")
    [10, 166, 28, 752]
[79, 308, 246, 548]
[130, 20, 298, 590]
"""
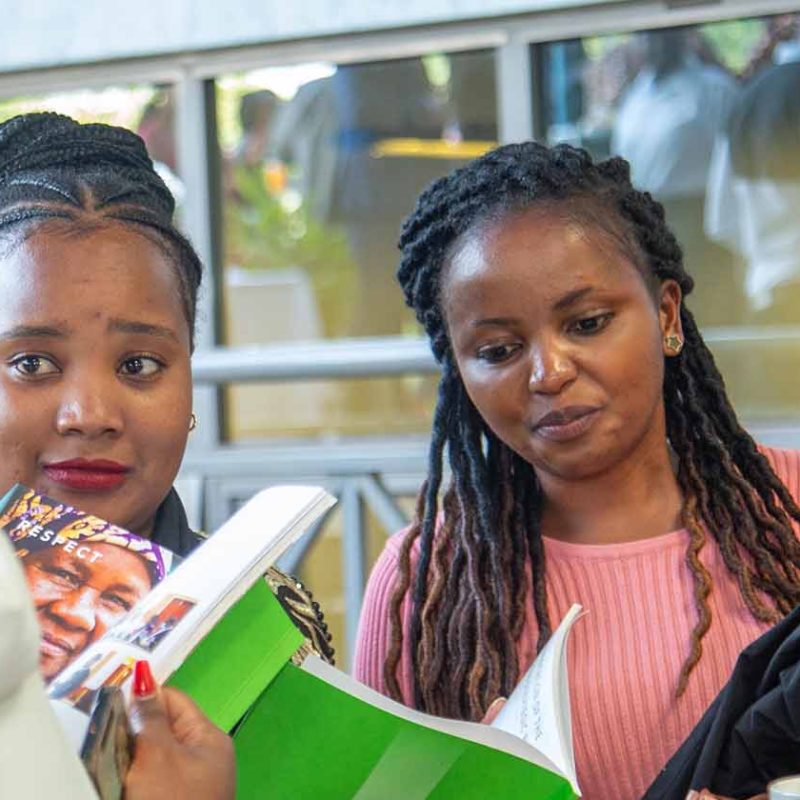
[3, 0, 625, 73]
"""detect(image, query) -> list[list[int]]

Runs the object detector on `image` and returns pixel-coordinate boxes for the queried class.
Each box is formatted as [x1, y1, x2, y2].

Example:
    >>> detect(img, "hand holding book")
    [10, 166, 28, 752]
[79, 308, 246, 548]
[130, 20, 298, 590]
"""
[125, 661, 235, 800]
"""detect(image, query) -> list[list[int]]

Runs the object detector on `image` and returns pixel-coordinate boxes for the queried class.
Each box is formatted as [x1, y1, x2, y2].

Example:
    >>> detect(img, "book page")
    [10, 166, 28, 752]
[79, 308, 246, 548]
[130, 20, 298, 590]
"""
[46, 484, 334, 749]
[303, 656, 563, 778]
[491, 603, 583, 796]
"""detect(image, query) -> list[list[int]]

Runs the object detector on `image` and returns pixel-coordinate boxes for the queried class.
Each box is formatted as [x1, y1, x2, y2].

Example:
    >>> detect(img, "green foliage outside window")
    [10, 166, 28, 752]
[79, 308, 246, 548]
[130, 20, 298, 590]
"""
[224, 162, 357, 339]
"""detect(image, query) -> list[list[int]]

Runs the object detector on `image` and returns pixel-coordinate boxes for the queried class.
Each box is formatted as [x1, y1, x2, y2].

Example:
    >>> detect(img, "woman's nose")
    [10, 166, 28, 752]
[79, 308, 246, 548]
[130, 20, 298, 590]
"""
[527, 341, 577, 395]
[48, 587, 98, 633]
[55, 380, 123, 438]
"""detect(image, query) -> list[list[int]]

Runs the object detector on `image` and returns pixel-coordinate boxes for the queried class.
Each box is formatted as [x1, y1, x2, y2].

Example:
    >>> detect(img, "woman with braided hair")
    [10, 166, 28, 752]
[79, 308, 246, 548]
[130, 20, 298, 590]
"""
[354, 141, 800, 800]
[0, 111, 236, 797]
[0, 111, 202, 544]
[0, 111, 334, 663]
[0, 111, 328, 798]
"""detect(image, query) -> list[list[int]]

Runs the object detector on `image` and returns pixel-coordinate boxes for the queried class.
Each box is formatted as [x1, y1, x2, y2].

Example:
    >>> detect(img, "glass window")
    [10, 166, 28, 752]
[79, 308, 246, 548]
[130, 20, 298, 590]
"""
[534, 15, 800, 422]
[225, 376, 439, 441]
[0, 85, 180, 193]
[215, 51, 498, 441]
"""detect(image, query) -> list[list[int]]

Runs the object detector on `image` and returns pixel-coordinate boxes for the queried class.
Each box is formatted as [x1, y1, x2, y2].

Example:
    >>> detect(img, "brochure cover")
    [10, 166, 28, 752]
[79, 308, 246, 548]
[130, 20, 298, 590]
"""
[0, 485, 178, 687]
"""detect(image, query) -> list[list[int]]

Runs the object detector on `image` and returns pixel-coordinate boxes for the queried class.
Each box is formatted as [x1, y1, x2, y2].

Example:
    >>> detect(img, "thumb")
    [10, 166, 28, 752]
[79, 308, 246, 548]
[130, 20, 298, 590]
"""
[130, 692, 170, 738]
[159, 687, 223, 747]
[482, 697, 507, 724]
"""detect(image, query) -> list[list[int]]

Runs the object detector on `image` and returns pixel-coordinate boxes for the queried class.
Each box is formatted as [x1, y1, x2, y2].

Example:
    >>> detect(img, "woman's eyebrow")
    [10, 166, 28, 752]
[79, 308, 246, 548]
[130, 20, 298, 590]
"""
[471, 315, 520, 329]
[42, 553, 89, 580]
[553, 286, 595, 311]
[0, 324, 67, 341]
[108, 318, 178, 342]
[100, 581, 141, 596]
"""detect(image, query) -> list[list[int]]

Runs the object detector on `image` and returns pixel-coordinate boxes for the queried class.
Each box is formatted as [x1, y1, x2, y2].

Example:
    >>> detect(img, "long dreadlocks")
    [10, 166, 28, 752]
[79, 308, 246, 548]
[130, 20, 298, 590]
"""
[386, 141, 800, 721]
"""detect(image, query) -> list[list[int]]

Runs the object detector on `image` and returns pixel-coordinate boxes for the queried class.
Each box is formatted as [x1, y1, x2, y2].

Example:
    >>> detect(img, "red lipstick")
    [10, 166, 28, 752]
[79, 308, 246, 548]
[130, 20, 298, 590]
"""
[42, 458, 130, 491]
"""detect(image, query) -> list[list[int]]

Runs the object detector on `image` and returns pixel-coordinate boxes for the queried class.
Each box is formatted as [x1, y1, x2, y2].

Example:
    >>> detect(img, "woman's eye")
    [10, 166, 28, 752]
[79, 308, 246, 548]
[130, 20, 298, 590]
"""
[476, 343, 520, 363]
[102, 593, 132, 613]
[570, 313, 613, 335]
[119, 356, 163, 378]
[46, 567, 81, 589]
[10, 354, 59, 377]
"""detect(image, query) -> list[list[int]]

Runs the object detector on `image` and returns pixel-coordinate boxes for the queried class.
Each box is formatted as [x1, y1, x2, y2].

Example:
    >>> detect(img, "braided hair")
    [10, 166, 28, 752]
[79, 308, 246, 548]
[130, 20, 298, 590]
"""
[0, 112, 202, 347]
[388, 141, 800, 721]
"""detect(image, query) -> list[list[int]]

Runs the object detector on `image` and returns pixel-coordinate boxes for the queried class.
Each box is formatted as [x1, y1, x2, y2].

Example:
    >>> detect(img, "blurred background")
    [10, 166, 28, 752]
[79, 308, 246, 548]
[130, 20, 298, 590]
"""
[3, 0, 799, 666]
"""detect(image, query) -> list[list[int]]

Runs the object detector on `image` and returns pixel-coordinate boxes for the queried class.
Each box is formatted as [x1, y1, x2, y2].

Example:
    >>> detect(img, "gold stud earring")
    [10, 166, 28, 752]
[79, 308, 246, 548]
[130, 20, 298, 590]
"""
[189, 413, 198, 432]
[664, 334, 683, 355]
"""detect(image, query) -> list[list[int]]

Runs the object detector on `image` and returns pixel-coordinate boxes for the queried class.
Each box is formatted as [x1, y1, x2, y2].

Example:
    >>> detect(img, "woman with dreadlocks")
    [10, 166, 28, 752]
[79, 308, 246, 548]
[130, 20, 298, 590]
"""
[353, 142, 800, 800]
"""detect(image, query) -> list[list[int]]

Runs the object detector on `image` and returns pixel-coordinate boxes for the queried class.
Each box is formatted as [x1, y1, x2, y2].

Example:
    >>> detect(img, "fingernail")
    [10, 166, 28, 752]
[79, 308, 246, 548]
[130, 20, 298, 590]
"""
[487, 696, 507, 714]
[133, 660, 156, 697]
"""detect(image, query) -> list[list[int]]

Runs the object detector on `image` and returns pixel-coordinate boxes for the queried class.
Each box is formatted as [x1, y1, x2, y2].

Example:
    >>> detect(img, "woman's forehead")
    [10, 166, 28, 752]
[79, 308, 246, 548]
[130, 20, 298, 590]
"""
[446, 207, 640, 291]
[33, 542, 152, 586]
[0, 225, 190, 343]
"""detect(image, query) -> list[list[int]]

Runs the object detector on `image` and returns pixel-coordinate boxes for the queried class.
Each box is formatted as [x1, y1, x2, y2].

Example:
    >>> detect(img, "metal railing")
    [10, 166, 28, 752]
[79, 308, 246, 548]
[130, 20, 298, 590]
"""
[191, 336, 437, 382]
[190, 327, 800, 384]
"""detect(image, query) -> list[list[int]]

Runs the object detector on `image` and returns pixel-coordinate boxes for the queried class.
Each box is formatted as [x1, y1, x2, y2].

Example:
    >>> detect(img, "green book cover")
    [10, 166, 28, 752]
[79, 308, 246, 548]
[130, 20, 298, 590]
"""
[234, 663, 575, 800]
[231, 606, 583, 799]
[167, 570, 580, 799]
[168, 578, 303, 730]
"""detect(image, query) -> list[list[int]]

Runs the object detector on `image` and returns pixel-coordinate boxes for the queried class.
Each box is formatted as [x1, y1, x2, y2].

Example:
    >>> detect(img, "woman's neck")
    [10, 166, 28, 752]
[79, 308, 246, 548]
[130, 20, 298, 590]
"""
[538, 433, 684, 546]
[126, 512, 156, 540]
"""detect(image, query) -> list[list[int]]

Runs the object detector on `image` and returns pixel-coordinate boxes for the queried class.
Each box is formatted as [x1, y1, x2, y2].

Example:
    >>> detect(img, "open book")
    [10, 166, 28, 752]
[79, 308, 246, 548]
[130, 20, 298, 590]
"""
[234, 604, 583, 799]
[3, 482, 582, 799]
[0, 483, 335, 750]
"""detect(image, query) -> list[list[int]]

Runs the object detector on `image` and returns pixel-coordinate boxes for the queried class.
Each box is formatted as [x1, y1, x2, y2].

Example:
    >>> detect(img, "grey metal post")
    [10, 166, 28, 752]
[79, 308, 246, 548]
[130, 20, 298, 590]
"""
[175, 71, 221, 454]
[276, 506, 336, 576]
[359, 474, 409, 535]
[341, 479, 366, 666]
[496, 38, 534, 144]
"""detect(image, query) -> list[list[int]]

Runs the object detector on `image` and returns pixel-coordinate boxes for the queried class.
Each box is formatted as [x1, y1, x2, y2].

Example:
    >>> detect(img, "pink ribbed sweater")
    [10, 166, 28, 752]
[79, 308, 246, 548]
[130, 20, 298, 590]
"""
[353, 447, 800, 800]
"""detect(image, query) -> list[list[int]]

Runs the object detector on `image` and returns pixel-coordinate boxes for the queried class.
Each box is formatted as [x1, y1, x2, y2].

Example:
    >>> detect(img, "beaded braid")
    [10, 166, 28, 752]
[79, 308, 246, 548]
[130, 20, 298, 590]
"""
[0, 112, 202, 346]
[387, 141, 800, 720]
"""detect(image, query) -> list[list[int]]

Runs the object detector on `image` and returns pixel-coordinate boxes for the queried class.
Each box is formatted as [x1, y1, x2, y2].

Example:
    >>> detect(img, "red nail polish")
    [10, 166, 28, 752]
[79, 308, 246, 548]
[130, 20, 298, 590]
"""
[133, 660, 156, 697]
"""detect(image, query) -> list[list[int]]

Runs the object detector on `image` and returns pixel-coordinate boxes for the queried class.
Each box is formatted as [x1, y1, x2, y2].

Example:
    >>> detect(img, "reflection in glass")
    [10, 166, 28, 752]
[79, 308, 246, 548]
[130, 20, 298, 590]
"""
[216, 52, 497, 440]
[536, 16, 800, 421]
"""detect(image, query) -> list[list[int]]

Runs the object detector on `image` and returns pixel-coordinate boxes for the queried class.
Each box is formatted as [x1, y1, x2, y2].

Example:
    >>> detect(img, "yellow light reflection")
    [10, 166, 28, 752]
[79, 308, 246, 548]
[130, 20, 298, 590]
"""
[370, 138, 497, 160]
